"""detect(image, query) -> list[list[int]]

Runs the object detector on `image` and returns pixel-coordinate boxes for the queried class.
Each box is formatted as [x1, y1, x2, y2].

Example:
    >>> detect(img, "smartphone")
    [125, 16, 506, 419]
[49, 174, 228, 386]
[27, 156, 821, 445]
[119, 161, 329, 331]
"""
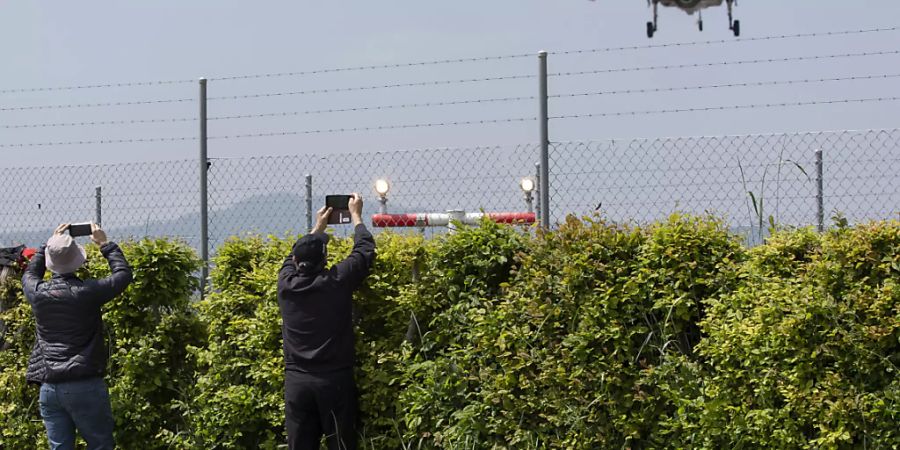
[68, 223, 92, 237]
[325, 195, 352, 225]
[325, 195, 351, 210]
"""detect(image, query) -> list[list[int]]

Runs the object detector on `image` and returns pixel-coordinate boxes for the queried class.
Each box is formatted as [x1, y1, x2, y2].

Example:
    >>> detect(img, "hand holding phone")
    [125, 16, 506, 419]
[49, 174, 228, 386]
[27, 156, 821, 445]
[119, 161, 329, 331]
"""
[348, 193, 363, 225]
[312, 206, 333, 234]
[90, 223, 108, 246]
[54, 223, 70, 236]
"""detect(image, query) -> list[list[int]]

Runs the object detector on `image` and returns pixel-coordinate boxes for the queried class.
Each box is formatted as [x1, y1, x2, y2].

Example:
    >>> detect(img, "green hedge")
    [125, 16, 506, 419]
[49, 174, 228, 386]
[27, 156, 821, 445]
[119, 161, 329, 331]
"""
[0, 239, 201, 448]
[1, 217, 897, 449]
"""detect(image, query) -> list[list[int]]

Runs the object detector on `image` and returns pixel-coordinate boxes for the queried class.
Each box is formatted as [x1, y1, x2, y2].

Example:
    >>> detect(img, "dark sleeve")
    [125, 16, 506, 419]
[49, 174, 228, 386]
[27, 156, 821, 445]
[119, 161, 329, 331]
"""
[278, 255, 297, 288]
[334, 224, 376, 290]
[84, 242, 133, 306]
[21, 246, 47, 302]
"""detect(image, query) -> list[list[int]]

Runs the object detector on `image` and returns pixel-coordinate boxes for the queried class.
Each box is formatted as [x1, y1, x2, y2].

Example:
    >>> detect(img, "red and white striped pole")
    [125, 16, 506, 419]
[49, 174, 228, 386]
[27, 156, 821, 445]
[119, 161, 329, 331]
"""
[371, 211, 536, 228]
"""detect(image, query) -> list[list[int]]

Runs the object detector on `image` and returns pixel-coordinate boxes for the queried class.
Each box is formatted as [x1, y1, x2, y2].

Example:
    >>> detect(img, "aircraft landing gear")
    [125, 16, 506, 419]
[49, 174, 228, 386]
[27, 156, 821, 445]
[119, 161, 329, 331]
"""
[698, 11, 703, 31]
[728, 0, 740, 37]
[647, 0, 658, 38]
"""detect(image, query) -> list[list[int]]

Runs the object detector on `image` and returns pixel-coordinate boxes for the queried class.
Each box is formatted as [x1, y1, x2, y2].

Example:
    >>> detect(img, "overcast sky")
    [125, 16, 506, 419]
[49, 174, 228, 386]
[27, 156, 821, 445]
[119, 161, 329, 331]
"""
[2, 1, 899, 167]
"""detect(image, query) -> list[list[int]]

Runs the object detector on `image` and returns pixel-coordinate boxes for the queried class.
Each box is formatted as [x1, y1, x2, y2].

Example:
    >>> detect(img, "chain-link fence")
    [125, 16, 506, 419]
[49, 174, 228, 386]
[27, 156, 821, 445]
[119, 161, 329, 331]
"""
[206, 144, 539, 244]
[551, 128, 899, 243]
[0, 160, 199, 248]
[1, 128, 897, 252]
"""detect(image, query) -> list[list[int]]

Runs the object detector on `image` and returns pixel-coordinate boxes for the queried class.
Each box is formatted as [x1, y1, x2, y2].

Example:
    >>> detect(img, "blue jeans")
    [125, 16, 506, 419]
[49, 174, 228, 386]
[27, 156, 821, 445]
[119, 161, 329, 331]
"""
[38, 377, 115, 450]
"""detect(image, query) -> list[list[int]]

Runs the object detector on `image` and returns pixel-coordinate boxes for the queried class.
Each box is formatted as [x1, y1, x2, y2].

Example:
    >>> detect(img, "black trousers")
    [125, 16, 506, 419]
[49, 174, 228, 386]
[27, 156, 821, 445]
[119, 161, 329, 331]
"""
[285, 368, 358, 450]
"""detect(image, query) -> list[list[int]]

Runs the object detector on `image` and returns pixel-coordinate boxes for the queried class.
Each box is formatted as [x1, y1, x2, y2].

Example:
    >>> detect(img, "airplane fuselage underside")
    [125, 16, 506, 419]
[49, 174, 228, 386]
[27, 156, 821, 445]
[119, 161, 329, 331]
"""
[657, 0, 724, 15]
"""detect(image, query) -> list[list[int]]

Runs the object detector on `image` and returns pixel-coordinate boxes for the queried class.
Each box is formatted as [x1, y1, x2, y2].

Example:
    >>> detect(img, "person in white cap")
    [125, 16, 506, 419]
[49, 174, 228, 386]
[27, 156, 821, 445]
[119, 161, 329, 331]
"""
[22, 223, 133, 450]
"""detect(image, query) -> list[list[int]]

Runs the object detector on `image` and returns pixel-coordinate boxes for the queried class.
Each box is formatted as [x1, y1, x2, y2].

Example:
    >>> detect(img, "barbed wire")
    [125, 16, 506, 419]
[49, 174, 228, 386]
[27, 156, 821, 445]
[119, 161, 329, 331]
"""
[1, 116, 196, 130]
[209, 55, 534, 82]
[0, 97, 193, 112]
[4, 98, 895, 148]
[0, 136, 196, 149]
[553, 26, 900, 56]
[549, 97, 900, 120]
[3, 26, 896, 96]
[213, 51, 898, 101]
[210, 117, 536, 140]
[205, 27, 899, 81]
[4, 94, 897, 146]
[552, 73, 900, 99]
[208, 74, 536, 101]
[0, 79, 194, 95]
[550, 50, 900, 78]
[0, 117, 534, 148]
[6, 73, 894, 129]
[208, 96, 535, 121]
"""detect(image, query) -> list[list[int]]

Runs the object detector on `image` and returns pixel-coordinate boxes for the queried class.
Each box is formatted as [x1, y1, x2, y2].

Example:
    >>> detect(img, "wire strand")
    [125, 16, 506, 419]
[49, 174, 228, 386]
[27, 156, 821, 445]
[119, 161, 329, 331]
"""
[0, 98, 193, 112]
[0, 117, 534, 148]
[2, 116, 196, 130]
[549, 97, 900, 120]
[3, 27, 896, 94]
[208, 96, 535, 121]
[208, 74, 535, 101]
[7, 73, 894, 128]
[553, 26, 900, 56]
[0, 79, 194, 95]
[552, 74, 900, 99]
[206, 27, 900, 81]
[0, 136, 197, 148]
[209, 54, 534, 82]
[210, 117, 536, 140]
[551, 50, 900, 77]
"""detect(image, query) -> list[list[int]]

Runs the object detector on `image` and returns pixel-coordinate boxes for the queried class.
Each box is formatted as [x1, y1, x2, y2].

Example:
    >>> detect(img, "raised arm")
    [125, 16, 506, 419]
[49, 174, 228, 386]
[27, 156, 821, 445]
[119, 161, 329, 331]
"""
[334, 193, 376, 289]
[21, 246, 47, 301]
[85, 224, 132, 305]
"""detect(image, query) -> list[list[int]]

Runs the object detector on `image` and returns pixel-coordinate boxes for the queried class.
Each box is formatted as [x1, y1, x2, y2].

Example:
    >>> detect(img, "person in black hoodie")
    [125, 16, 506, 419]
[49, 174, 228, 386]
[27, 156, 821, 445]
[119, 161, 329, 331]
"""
[278, 193, 376, 450]
[23, 223, 133, 450]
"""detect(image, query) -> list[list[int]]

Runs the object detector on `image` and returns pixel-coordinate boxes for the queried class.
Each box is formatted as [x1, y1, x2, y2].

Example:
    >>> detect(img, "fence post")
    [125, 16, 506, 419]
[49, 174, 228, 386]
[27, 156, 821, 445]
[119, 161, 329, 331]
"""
[199, 78, 209, 296]
[815, 149, 824, 232]
[534, 161, 541, 224]
[94, 186, 102, 226]
[405, 259, 422, 345]
[305, 174, 313, 232]
[538, 51, 550, 228]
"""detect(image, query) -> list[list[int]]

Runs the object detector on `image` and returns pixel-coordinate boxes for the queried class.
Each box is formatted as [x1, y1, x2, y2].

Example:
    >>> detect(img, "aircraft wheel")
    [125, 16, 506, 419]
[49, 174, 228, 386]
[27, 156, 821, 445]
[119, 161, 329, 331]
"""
[733, 20, 740, 37]
[647, 22, 655, 38]
[699, 20, 703, 31]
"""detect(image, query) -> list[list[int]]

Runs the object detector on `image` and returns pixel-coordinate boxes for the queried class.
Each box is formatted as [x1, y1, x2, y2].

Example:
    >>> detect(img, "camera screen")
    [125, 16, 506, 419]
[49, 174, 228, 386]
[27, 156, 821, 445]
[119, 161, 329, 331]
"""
[325, 195, 351, 209]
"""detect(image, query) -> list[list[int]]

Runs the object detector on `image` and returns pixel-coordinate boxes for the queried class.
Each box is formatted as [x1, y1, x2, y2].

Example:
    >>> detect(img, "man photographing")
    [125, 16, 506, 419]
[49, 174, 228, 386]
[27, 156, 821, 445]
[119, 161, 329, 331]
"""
[278, 193, 376, 450]
[23, 223, 133, 449]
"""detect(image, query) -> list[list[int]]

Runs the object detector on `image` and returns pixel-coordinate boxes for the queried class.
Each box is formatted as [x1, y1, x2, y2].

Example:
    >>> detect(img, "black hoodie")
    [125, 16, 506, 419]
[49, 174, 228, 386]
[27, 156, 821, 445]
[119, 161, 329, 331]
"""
[277, 224, 376, 373]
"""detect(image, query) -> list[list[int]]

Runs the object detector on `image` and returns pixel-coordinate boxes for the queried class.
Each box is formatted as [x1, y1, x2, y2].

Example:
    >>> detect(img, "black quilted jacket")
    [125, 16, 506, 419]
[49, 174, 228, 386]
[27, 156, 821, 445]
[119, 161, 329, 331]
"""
[22, 243, 132, 384]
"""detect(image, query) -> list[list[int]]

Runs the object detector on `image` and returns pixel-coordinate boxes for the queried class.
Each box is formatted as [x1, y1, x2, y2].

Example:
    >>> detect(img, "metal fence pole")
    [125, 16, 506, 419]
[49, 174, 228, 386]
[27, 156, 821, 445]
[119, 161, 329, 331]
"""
[199, 78, 209, 295]
[94, 186, 102, 226]
[534, 162, 541, 224]
[538, 51, 550, 228]
[815, 149, 824, 232]
[305, 174, 313, 232]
